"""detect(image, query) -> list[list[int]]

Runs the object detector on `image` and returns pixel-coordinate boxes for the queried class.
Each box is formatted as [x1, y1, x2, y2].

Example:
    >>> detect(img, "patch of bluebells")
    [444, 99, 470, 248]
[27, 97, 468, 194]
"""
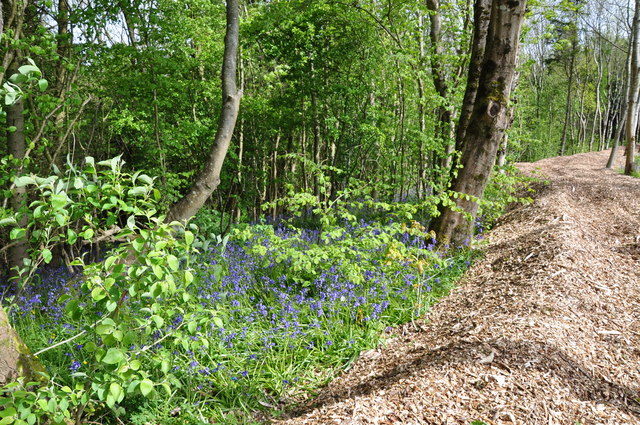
[0, 266, 78, 322]
[1, 217, 471, 409]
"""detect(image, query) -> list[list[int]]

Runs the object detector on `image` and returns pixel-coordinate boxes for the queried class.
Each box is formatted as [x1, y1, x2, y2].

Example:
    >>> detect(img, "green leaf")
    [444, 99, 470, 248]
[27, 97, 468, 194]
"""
[105, 393, 116, 409]
[67, 229, 77, 245]
[0, 408, 16, 418]
[122, 331, 136, 347]
[128, 186, 147, 196]
[132, 237, 145, 253]
[0, 416, 14, 425]
[101, 348, 125, 365]
[90, 286, 106, 302]
[212, 316, 223, 328]
[82, 228, 94, 240]
[42, 249, 52, 264]
[50, 194, 67, 210]
[5, 90, 17, 105]
[150, 315, 164, 328]
[137, 174, 153, 185]
[104, 255, 117, 271]
[65, 300, 81, 321]
[127, 215, 136, 230]
[109, 382, 123, 403]
[184, 231, 194, 246]
[95, 323, 114, 335]
[47, 399, 56, 413]
[184, 270, 193, 285]
[139, 379, 154, 397]
[54, 213, 66, 227]
[152, 265, 164, 279]
[6, 126, 16, 133]
[9, 228, 25, 240]
[18, 64, 40, 75]
[13, 176, 34, 187]
[106, 301, 118, 313]
[167, 255, 179, 271]
[0, 217, 17, 226]
[38, 79, 48, 92]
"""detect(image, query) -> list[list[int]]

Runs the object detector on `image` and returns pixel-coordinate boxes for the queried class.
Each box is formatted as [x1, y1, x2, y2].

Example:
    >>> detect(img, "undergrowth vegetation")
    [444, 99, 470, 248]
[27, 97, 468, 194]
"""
[0, 158, 531, 425]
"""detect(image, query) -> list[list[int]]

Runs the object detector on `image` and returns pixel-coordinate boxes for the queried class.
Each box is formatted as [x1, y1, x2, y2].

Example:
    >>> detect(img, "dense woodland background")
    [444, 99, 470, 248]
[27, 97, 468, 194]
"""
[1, 0, 634, 236]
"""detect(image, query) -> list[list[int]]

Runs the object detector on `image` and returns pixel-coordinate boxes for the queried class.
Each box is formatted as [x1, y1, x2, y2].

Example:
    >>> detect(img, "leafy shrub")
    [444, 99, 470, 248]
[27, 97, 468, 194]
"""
[1, 157, 219, 424]
[479, 164, 535, 230]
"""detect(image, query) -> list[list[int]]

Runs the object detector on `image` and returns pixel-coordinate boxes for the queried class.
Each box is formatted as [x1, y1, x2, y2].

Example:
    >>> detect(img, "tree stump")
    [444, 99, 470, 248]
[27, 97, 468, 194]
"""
[0, 306, 46, 385]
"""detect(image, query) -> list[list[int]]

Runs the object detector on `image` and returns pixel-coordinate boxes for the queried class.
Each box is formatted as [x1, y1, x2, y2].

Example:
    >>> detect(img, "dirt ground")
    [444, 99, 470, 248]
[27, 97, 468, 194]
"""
[274, 150, 640, 425]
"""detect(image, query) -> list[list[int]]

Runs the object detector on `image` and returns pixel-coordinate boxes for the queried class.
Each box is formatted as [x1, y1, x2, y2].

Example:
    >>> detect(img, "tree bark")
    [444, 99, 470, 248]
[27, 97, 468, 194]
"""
[625, 0, 640, 175]
[431, 0, 527, 246]
[426, 0, 454, 171]
[168, 0, 242, 222]
[559, 39, 577, 156]
[454, 0, 491, 151]
[607, 38, 632, 168]
[6, 59, 27, 283]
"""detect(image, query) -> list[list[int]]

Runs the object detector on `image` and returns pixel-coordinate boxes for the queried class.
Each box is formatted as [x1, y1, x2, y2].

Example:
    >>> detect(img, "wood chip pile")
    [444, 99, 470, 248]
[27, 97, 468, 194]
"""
[273, 150, 640, 425]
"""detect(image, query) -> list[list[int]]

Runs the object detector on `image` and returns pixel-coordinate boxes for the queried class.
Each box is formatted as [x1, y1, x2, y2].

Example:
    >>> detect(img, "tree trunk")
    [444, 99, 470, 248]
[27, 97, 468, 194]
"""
[6, 62, 27, 283]
[607, 42, 632, 168]
[0, 305, 47, 385]
[559, 39, 576, 156]
[626, 0, 640, 175]
[426, 0, 454, 171]
[431, 0, 527, 247]
[168, 0, 242, 222]
[1, 5, 46, 386]
[454, 0, 491, 151]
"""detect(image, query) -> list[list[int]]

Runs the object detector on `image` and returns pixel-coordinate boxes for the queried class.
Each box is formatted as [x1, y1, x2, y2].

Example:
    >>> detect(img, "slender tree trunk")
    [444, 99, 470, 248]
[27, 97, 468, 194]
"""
[6, 61, 27, 283]
[431, 0, 527, 246]
[310, 62, 321, 198]
[416, 12, 427, 199]
[607, 113, 626, 168]
[168, 0, 242, 222]
[271, 133, 280, 220]
[426, 0, 454, 171]
[590, 49, 603, 152]
[626, 0, 640, 175]
[559, 40, 576, 156]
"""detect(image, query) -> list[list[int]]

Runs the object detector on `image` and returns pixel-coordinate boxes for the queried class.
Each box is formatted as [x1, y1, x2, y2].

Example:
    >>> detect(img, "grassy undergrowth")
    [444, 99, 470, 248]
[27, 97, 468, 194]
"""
[3, 218, 477, 424]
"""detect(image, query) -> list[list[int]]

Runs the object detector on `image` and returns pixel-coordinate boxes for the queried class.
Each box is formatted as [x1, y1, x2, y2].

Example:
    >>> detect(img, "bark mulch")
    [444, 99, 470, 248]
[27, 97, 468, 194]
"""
[273, 150, 640, 425]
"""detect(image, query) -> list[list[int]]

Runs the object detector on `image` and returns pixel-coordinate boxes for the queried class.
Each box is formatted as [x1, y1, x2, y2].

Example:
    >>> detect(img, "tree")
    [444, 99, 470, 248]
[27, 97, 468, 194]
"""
[168, 0, 242, 222]
[625, 0, 640, 175]
[431, 0, 527, 246]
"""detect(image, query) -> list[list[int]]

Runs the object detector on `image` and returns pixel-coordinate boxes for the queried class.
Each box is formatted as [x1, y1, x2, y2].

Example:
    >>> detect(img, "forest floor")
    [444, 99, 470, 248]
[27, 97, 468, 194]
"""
[273, 149, 640, 425]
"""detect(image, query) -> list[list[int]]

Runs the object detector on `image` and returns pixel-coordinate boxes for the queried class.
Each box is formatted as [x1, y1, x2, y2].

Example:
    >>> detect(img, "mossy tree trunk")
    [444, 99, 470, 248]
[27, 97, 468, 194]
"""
[0, 305, 45, 385]
[431, 0, 527, 247]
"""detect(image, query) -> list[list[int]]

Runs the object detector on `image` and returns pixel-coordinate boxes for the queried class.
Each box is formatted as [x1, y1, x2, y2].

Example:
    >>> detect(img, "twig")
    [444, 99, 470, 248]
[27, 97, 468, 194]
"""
[135, 321, 185, 356]
[80, 226, 123, 245]
[34, 330, 87, 357]
[51, 97, 92, 165]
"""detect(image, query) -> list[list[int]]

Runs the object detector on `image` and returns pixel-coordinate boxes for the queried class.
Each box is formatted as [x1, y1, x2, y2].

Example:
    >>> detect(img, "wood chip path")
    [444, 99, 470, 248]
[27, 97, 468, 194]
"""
[274, 150, 640, 425]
